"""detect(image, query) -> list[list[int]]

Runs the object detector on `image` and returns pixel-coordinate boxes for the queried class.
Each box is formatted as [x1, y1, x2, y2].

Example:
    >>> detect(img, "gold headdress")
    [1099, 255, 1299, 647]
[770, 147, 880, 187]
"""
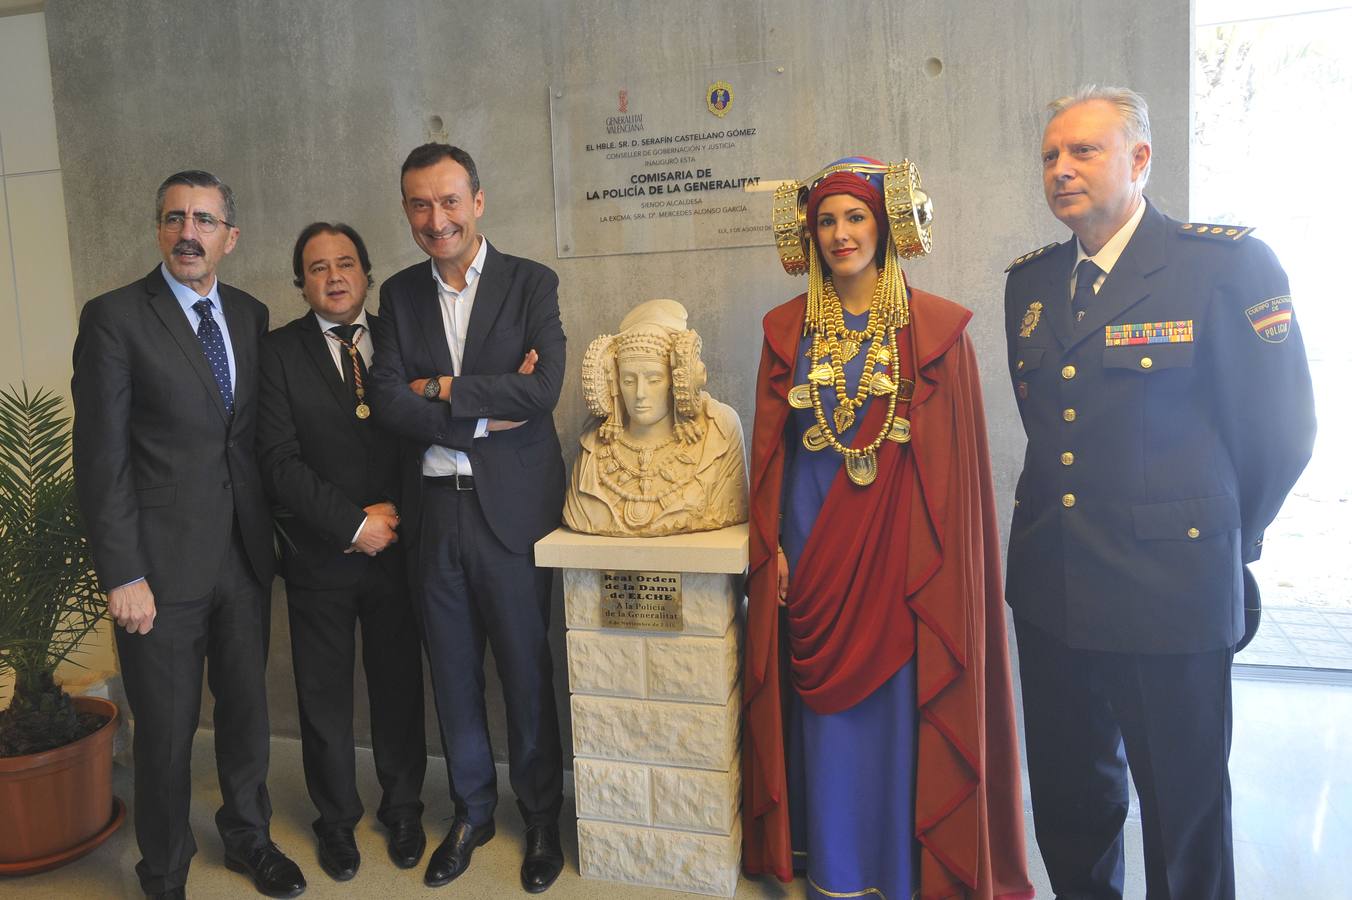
[768, 159, 934, 486]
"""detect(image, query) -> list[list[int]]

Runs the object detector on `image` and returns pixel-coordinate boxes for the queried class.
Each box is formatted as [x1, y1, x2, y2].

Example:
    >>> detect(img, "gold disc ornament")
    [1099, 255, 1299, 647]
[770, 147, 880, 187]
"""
[802, 423, 830, 452]
[845, 451, 878, 486]
[355, 403, 371, 420]
[788, 383, 813, 409]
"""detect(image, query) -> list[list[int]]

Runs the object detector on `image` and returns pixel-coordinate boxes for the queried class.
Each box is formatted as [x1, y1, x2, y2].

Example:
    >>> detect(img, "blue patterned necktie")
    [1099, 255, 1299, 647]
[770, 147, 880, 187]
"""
[192, 298, 234, 415]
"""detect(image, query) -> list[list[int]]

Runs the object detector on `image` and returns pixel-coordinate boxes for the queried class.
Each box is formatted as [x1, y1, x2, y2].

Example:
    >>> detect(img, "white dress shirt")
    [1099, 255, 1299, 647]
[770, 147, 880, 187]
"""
[314, 307, 373, 374]
[422, 235, 490, 477]
[1072, 197, 1147, 297]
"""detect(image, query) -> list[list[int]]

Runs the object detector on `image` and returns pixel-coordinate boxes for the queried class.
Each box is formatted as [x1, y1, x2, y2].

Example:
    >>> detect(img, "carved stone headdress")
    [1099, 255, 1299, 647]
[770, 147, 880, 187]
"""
[581, 299, 708, 444]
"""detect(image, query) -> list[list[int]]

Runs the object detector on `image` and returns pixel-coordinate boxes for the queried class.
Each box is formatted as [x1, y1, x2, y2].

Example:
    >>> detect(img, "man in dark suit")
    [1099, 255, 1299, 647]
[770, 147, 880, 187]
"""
[71, 170, 305, 899]
[368, 144, 567, 893]
[1004, 87, 1316, 899]
[257, 222, 428, 882]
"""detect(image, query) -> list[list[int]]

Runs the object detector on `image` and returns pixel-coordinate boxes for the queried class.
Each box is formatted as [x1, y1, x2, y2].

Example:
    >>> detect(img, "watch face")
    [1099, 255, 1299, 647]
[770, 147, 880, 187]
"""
[423, 377, 440, 400]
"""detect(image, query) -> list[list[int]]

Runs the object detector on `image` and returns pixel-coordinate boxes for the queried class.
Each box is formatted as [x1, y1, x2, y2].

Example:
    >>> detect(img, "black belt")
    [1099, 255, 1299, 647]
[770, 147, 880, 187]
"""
[424, 474, 475, 491]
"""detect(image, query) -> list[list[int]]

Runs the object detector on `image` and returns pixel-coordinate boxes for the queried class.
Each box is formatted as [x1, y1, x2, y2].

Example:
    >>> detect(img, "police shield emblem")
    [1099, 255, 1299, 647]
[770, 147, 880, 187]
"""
[706, 80, 733, 117]
[1019, 301, 1043, 338]
[1245, 295, 1294, 343]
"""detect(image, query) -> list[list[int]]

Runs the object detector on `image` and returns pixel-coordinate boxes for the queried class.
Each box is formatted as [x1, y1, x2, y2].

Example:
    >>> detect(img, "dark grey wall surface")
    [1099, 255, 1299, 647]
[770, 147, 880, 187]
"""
[45, 0, 1189, 765]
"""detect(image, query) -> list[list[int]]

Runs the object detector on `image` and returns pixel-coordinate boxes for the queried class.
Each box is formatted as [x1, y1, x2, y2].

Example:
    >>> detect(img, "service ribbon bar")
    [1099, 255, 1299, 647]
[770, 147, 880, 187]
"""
[1105, 319, 1194, 346]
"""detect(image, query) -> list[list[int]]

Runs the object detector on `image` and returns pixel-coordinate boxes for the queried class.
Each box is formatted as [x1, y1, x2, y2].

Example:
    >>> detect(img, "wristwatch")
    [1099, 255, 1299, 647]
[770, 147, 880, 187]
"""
[422, 376, 442, 400]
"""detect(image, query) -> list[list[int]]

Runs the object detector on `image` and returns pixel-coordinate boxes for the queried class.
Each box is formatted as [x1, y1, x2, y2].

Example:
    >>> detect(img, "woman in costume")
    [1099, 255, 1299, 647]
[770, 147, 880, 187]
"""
[742, 158, 1033, 899]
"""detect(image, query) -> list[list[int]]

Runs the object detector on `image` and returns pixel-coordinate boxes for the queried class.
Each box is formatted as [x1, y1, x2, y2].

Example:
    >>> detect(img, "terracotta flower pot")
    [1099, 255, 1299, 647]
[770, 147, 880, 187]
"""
[0, 694, 125, 874]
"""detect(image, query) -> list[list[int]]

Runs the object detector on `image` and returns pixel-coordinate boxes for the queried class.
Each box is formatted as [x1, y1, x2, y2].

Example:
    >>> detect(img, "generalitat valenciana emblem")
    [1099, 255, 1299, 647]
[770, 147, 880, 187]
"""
[1019, 301, 1043, 338]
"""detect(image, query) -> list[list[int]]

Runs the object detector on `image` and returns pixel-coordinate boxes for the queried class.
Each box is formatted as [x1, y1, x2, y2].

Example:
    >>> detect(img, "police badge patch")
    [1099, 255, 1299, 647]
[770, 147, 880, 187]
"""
[1245, 295, 1294, 344]
[1019, 301, 1043, 338]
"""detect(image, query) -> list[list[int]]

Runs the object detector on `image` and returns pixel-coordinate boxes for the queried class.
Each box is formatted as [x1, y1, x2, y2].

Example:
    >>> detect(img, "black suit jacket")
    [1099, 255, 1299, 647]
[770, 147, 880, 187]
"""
[257, 310, 403, 590]
[1003, 202, 1316, 653]
[368, 243, 566, 557]
[72, 266, 275, 601]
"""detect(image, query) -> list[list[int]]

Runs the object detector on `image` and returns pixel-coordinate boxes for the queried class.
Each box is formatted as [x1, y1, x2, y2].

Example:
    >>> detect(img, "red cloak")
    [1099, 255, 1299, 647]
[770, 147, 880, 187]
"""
[742, 288, 1034, 900]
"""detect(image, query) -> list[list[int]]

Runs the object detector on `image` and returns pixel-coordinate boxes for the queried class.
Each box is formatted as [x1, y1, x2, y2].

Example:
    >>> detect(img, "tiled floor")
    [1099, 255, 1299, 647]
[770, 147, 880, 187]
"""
[5, 674, 1350, 899]
[1239, 605, 1352, 669]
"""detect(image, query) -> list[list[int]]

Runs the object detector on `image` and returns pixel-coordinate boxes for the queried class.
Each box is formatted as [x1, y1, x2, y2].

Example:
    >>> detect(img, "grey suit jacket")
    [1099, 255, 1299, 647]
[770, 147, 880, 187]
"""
[72, 266, 274, 601]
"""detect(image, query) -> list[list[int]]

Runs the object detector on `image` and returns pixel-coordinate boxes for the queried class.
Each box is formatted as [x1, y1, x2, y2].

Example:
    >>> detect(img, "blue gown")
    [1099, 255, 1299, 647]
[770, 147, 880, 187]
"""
[781, 309, 919, 900]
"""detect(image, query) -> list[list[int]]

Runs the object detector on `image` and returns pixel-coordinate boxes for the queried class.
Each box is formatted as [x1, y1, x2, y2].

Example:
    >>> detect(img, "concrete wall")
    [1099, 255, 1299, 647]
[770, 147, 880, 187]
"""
[0, 9, 116, 707]
[42, 0, 1191, 762]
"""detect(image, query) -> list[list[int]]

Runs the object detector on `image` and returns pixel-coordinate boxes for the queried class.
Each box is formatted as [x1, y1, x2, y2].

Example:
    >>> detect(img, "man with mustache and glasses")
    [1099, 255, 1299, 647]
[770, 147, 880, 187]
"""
[72, 170, 306, 900]
[368, 144, 568, 893]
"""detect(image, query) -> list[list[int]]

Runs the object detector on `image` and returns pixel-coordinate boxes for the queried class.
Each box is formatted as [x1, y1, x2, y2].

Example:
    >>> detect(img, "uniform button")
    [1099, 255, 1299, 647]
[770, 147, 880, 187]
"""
[1187, 527, 1200, 539]
[1063, 408, 1077, 422]
[1061, 451, 1074, 466]
[1062, 493, 1076, 508]
[1061, 365, 1076, 380]
[1140, 357, 1153, 369]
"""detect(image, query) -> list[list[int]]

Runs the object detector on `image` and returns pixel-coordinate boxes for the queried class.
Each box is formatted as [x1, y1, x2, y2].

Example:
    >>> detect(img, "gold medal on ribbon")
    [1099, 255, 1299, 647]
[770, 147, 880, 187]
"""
[887, 417, 912, 443]
[802, 423, 829, 452]
[845, 450, 878, 486]
[355, 403, 371, 420]
[788, 384, 813, 409]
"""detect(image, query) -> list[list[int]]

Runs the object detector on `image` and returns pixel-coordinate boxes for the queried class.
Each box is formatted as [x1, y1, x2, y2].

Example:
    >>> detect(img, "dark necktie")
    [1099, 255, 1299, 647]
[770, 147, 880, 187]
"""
[192, 299, 233, 415]
[1072, 259, 1102, 324]
[327, 323, 369, 417]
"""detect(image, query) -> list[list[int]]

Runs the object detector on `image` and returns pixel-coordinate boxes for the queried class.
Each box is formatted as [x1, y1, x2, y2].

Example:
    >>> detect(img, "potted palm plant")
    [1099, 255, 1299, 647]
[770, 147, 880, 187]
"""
[0, 385, 123, 874]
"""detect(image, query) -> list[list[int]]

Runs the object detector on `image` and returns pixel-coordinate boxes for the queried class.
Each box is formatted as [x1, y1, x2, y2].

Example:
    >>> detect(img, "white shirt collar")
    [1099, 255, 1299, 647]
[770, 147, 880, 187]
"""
[161, 261, 221, 312]
[1075, 198, 1146, 276]
[430, 235, 489, 295]
[313, 307, 371, 334]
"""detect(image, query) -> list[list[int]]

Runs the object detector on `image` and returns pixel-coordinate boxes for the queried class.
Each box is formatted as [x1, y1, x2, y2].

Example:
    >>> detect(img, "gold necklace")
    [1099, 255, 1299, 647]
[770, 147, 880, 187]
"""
[787, 247, 914, 486]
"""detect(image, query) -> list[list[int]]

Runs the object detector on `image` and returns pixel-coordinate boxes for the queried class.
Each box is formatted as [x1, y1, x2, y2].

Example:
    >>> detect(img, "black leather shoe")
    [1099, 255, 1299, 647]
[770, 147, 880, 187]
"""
[224, 842, 307, 898]
[386, 817, 426, 869]
[521, 823, 564, 893]
[423, 818, 495, 887]
[146, 889, 186, 899]
[316, 827, 360, 881]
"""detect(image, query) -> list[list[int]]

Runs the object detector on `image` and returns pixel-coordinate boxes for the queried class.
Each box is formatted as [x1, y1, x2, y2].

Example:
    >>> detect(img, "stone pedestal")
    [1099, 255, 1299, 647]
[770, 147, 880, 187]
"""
[536, 524, 747, 897]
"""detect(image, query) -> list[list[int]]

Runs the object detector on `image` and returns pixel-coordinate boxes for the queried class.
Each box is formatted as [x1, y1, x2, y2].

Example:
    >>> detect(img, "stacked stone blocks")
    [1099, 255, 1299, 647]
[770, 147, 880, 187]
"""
[536, 526, 747, 897]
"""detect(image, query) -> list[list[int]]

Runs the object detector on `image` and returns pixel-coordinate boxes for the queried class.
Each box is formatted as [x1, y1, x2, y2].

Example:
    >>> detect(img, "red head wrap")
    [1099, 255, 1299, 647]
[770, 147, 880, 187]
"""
[806, 165, 889, 265]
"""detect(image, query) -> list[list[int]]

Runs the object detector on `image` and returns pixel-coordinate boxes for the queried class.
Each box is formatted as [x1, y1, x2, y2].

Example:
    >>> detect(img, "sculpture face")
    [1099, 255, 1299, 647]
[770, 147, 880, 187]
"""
[618, 357, 671, 429]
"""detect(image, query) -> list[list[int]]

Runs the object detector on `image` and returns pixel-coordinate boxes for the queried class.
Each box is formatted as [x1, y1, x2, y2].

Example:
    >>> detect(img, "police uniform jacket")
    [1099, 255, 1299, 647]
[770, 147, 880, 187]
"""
[1003, 201, 1315, 654]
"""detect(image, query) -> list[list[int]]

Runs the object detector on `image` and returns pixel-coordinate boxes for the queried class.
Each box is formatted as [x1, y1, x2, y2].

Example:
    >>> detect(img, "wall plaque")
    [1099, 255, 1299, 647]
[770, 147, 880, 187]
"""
[600, 570, 683, 631]
[549, 61, 792, 258]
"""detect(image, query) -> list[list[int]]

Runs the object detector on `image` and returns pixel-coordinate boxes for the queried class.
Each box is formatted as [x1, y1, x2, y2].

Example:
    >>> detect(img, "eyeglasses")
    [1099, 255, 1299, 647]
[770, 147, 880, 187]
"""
[159, 211, 235, 234]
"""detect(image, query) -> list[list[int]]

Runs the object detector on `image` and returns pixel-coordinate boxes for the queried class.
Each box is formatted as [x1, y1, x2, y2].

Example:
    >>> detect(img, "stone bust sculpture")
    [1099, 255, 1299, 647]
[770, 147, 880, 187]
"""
[564, 299, 748, 537]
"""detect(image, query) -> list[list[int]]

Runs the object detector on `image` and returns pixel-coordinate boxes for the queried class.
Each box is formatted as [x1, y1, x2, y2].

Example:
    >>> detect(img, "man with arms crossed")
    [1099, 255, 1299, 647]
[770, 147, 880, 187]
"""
[72, 171, 305, 899]
[369, 144, 567, 893]
[1003, 86, 1316, 899]
[257, 222, 427, 883]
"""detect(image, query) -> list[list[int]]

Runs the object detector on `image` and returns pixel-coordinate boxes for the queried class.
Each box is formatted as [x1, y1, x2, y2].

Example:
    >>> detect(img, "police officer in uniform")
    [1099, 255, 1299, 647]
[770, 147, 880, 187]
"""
[1004, 86, 1315, 899]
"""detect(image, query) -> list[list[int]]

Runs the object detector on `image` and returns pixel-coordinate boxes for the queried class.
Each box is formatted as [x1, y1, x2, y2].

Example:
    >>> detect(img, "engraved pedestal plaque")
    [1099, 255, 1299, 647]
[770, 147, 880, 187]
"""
[535, 525, 747, 897]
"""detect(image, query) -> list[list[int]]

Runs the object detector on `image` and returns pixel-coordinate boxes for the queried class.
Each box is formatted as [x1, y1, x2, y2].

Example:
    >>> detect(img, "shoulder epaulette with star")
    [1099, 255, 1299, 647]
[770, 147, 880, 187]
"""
[1005, 241, 1061, 273]
[1179, 222, 1254, 242]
